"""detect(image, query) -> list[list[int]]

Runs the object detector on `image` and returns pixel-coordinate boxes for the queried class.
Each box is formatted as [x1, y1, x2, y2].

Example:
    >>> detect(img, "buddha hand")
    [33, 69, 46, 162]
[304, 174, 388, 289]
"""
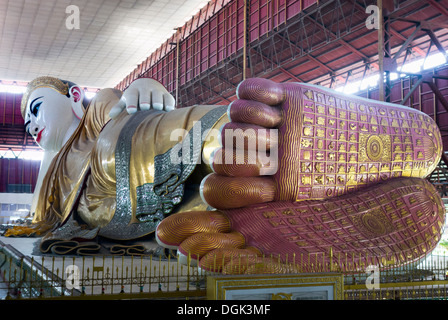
[109, 78, 176, 118]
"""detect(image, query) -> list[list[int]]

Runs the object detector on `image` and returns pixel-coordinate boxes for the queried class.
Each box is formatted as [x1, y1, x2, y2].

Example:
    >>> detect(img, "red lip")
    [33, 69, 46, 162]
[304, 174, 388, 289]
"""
[36, 128, 45, 143]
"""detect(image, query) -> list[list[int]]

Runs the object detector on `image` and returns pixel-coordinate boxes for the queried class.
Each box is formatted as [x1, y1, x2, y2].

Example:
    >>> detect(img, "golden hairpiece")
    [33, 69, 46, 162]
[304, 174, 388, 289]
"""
[21, 76, 69, 119]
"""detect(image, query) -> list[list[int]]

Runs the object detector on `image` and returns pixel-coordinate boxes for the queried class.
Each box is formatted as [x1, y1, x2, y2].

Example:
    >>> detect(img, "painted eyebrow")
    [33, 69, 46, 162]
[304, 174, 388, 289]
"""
[29, 96, 43, 114]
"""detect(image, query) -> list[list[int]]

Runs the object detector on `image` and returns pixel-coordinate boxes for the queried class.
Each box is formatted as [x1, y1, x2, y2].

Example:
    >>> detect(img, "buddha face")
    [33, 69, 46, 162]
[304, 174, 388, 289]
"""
[24, 86, 84, 152]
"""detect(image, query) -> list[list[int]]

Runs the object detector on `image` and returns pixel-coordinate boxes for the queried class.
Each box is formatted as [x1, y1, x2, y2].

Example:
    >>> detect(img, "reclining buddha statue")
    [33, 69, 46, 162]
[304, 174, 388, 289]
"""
[6, 75, 445, 273]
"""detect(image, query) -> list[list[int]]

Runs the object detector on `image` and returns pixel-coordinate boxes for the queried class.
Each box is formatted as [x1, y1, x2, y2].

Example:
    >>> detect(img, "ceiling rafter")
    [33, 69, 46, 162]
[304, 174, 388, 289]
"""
[426, 0, 448, 17]
[347, 0, 428, 58]
[304, 3, 373, 62]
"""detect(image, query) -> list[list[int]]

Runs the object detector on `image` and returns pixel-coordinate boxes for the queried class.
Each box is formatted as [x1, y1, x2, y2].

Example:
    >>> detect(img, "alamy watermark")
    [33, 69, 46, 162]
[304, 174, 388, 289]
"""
[65, 3, 380, 31]
[63, 4, 380, 36]
[169, 122, 278, 175]
[65, 265, 80, 290]
[66, 5, 80, 30]
[365, 4, 380, 30]
[365, 265, 380, 290]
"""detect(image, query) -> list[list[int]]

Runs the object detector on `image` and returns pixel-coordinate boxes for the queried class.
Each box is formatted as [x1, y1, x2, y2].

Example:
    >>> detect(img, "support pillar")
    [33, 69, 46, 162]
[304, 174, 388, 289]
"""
[378, 0, 395, 102]
[378, 0, 385, 101]
[242, 0, 251, 80]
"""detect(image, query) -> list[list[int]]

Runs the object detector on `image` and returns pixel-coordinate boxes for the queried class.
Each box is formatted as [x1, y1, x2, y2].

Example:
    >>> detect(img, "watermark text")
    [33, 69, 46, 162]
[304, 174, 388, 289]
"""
[66, 5, 80, 30]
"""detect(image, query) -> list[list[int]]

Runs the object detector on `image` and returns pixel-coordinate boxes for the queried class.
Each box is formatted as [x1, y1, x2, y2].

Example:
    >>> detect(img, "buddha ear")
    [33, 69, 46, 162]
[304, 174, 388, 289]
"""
[68, 85, 85, 120]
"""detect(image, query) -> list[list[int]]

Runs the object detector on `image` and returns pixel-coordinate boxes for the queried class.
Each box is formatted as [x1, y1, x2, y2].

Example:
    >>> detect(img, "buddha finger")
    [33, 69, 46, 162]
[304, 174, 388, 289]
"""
[177, 232, 246, 266]
[210, 147, 278, 177]
[155, 210, 231, 249]
[200, 173, 275, 209]
[163, 93, 176, 111]
[148, 90, 163, 111]
[108, 99, 126, 119]
[236, 78, 285, 106]
[138, 89, 151, 111]
[198, 247, 262, 273]
[122, 87, 139, 114]
[228, 99, 283, 128]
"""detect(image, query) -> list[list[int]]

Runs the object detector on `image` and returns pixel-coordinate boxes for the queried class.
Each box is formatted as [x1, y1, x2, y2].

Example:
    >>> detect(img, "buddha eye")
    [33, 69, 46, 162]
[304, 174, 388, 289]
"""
[29, 96, 43, 117]
[31, 101, 42, 117]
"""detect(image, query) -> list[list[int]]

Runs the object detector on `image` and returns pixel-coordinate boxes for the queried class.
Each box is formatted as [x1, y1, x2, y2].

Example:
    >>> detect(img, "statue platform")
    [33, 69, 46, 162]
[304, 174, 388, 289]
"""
[0, 235, 205, 299]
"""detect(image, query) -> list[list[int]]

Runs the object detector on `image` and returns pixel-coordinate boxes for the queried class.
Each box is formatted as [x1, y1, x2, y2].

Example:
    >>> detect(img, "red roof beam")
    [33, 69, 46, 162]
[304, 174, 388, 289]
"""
[426, 0, 448, 18]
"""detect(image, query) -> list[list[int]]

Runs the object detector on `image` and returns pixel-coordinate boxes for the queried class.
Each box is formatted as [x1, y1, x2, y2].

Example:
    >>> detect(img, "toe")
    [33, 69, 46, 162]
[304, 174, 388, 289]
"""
[228, 99, 283, 127]
[210, 147, 278, 177]
[236, 78, 284, 106]
[156, 211, 231, 249]
[219, 122, 278, 151]
[200, 173, 275, 209]
[178, 232, 245, 261]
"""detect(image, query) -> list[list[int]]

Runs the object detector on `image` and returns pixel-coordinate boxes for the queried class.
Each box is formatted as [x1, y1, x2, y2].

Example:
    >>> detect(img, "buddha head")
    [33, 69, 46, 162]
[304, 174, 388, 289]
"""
[21, 76, 87, 152]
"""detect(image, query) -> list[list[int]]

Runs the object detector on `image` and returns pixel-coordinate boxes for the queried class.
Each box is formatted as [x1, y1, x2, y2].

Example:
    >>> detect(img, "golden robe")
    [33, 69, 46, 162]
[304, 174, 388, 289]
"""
[33, 88, 228, 240]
